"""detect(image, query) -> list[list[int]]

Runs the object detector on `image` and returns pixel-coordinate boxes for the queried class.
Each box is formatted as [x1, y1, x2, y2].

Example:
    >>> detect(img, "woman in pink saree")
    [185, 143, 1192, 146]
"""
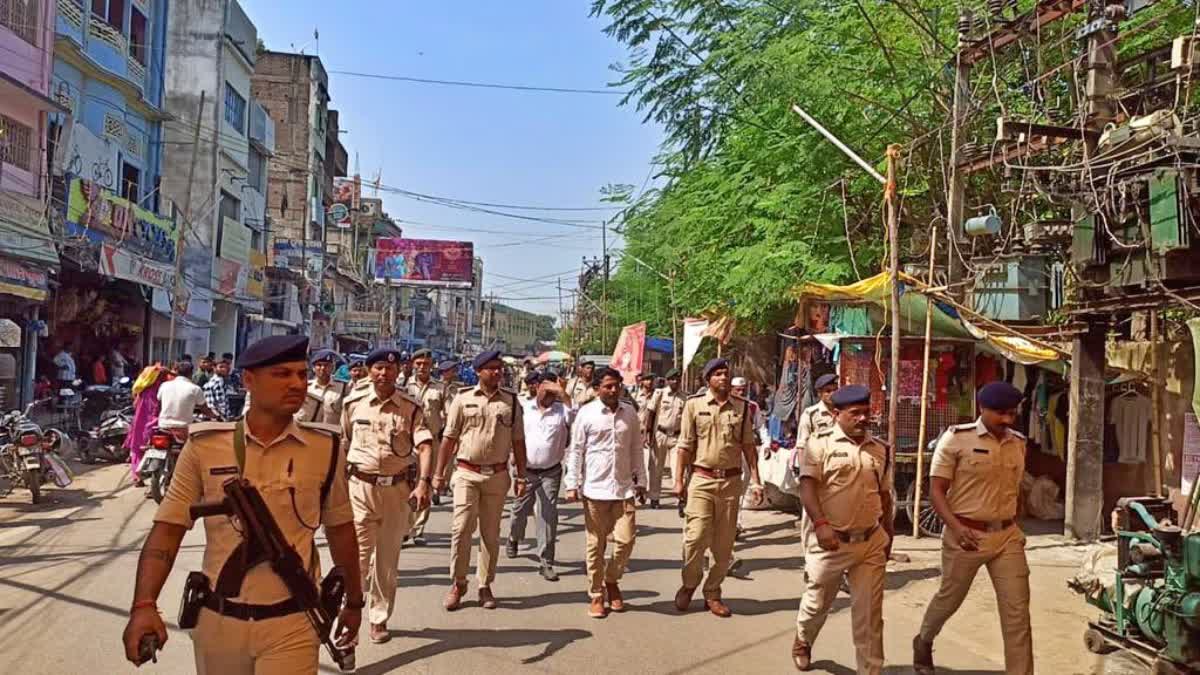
[124, 365, 169, 485]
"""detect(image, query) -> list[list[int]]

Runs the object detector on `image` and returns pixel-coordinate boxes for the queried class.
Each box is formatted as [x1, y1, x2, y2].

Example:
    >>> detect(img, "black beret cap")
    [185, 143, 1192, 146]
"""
[830, 384, 871, 408]
[702, 358, 729, 380]
[309, 349, 341, 365]
[977, 381, 1023, 410]
[237, 335, 309, 370]
[437, 359, 459, 372]
[366, 348, 403, 367]
[411, 348, 433, 360]
[814, 373, 839, 390]
[473, 350, 503, 370]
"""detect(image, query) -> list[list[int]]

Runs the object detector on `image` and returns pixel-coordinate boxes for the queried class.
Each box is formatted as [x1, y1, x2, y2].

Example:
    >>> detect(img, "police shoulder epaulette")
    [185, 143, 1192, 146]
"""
[297, 421, 339, 436]
[344, 387, 370, 404]
[687, 392, 706, 399]
[1009, 429, 1027, 440]
[394, 390, 423, 407]
[814, 427, 835, 437]
[190, 421, 236, 435]
[950, 422, 976, 433]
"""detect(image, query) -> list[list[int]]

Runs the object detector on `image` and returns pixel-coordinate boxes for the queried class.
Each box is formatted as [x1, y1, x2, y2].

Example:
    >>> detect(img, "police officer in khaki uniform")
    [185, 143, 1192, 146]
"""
[341, 347, 434, 644]
[632, 372, 660, 504]
[913, 381, 1032, 675]
[791, 373, 840, 546]
[296, 349, 348, 425]
[673, 358, 763, 617]
[122, 335, 364, 672]
[792, 385, 893, 673]
[565, 359, 596, 408]
[407, 349, 448, 544]
[434, 349, 529, 611]
[653, 369, 686, 501]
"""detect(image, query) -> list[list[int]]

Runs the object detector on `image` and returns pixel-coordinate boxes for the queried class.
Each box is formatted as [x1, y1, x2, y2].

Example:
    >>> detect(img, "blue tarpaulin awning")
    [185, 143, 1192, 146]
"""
[645, 337, 674, 354]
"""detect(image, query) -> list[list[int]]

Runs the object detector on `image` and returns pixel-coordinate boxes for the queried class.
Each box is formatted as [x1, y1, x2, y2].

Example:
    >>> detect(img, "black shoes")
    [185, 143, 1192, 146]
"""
[506, 540, 519, 559]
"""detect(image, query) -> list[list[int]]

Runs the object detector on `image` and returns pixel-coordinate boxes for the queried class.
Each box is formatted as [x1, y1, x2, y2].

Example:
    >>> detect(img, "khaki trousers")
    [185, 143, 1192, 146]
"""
[918, 525, 1033, 675]
[350, 477, 412, 626]
[681, 474, 742, 599]
[192, 608, 316, 674]
[650, 432, 676, 499]
[409, 459, 454, 537]
[450, 469, 511, 586]
[795, 527, 888, 675]
[583, 498, 637, 598]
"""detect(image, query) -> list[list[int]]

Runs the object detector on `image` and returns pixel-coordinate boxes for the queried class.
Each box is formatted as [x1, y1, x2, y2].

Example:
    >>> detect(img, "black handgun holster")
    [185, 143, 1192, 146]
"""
[178, 571, 211, 629]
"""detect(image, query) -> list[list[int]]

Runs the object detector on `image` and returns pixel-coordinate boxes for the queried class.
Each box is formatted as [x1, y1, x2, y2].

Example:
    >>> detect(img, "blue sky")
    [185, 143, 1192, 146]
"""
[240, 0, 662, 321]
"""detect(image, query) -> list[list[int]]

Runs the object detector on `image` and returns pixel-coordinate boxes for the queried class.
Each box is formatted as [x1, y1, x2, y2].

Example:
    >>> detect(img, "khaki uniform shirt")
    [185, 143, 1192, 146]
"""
[633, 387, 661, 434]
[930, 418, 1026, 522]
[297, 378, 348, 426]
[654, 387, 686, 435]
[408, 377, 448, 438]
[341, 386, 433, 476]
[565, 376, 596, 408]
[677, 392, 754, 470]
[800, 425, 892, 532]
[153, 421, 352, 604]
[797, 401, 837, 448]
[444, 385, 525, 466]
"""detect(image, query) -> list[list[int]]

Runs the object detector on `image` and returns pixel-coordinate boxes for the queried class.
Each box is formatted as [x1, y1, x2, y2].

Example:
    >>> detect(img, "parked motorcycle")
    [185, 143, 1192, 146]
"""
[80, 405, 133, 464]
[0, 400, 70, 503]
[138, 427, 187, 504]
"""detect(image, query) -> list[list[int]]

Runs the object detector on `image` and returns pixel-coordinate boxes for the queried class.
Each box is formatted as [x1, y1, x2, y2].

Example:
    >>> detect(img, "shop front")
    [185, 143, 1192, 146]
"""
[0, 189, 59, 409]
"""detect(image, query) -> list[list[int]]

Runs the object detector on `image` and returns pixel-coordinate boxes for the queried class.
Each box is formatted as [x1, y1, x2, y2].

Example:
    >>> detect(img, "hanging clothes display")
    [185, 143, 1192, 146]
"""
[1110, 392, 1152, 464]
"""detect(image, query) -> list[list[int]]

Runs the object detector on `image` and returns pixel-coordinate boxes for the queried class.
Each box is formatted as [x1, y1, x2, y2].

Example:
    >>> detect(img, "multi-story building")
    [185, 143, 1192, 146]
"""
[428, 257, 483, 353]
[251, 50, 331, 338]
[50, 1, 177, 366]
[484, 301, 555, 356]
[159, 0, 272, 361]
[0, 1, 64, 406]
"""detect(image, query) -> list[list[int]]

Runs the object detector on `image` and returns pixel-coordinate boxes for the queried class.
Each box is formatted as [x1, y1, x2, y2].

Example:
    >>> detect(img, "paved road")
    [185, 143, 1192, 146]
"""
[0, 462, 1110, 674]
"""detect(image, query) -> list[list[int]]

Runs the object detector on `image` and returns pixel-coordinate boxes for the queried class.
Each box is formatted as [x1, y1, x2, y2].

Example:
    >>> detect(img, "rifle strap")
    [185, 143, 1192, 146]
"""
[234, 418, 246, 476]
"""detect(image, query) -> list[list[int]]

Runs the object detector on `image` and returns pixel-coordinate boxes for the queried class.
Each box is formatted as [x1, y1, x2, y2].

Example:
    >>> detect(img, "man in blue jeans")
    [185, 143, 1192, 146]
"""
[507, 371, 573, 581]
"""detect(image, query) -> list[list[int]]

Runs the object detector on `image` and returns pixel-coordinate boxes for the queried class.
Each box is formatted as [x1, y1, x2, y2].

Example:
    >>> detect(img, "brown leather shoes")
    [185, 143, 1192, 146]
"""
[912, 635, 935, 674]
[792, 635, 812, 671]
[588, 595, 607, 618]
[369, 623, 390, 644]
[706, 598, 732, 617]
[443, 581, 467, 611]
[674, 586, 696, 612]
[605, 583, 625, 612]
[478, 586, 498, 609]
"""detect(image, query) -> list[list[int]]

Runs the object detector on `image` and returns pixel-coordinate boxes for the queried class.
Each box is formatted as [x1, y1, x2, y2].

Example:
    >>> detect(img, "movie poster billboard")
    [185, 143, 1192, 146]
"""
[373, 238, 474, 289]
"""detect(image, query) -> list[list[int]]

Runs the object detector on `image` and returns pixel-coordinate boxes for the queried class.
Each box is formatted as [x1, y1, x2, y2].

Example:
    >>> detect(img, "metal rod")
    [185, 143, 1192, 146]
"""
[912, 226, 938, 538]
[791, 104, 886, 184]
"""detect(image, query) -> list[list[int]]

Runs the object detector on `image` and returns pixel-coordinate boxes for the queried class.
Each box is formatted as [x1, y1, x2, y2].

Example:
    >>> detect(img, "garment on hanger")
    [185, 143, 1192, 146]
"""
[1111, 393, 1151, 464]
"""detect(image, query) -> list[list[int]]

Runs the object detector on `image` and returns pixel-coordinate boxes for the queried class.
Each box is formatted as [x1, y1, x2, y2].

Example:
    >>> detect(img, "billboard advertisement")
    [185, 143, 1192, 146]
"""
[64, 176, 179, 265]
[332, 176, 359, 229]
[611, 322, 647, 385]
[374, 238, 474, 289]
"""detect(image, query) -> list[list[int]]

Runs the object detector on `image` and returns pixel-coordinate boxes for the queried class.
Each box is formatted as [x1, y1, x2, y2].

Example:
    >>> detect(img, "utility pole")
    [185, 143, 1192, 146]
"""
[1066, 1, 1119, 542]
[601, 221, 609, 350]
[885, 145, 902, 453]
[167, 91, 206, 357]
[945, 12, 972, 296]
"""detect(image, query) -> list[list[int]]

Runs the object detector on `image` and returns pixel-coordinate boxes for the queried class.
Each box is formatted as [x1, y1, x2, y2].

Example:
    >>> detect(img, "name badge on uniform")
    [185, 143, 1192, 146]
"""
[697, 411, 712, 417]
[354, 419, 369, 425]
[829, 452, 849, 459]
[972, 448, 990, 454]
[465, 404, 480, 410]
[210, 466, 238, 476]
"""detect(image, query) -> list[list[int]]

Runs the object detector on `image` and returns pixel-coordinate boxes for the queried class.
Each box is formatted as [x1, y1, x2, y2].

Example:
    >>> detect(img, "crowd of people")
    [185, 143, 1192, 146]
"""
[117, 337, 1032, 675]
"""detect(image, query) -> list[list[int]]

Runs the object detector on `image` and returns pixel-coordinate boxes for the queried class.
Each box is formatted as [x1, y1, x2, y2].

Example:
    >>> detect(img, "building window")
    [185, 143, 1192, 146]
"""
[1, 0, 38, 45]
[248, 148, 266, 192]
[128, 8, 146, 64]
[120, 162, 140, 202]
[0, 114, 33, 172]
[224, 82, 246, 135]
[91, 0, 124, 30]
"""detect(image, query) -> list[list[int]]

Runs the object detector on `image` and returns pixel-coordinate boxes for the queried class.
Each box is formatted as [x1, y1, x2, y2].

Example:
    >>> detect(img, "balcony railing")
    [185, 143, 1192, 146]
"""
[88, 14, 126, 54]
[58, 0, 83, 30]
[126, 57, 146, 91]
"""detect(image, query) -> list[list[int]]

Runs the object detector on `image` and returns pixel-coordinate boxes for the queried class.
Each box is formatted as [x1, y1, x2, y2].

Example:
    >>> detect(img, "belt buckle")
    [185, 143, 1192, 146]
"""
[480, 466, 495, 476]
[378, 475, 394, 487]
[987, 521, 1003, 532]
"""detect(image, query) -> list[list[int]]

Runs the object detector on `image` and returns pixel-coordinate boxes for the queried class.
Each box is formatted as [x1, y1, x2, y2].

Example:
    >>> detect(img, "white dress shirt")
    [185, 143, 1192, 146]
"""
[522, 395, 573, 469]
[157, 377, 205, 428]
[566, 398, 647, 500]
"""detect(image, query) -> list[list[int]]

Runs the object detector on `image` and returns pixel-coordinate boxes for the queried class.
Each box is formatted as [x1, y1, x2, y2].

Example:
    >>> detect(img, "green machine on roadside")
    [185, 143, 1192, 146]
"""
[1070, 497, 1200, 674]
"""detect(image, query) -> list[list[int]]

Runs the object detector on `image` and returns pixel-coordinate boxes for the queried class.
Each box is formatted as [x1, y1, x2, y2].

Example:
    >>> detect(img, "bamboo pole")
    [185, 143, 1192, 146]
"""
[912, 226, 938, 538]
[1150, 310, 1163, 497]
[885, 145, 901, 454]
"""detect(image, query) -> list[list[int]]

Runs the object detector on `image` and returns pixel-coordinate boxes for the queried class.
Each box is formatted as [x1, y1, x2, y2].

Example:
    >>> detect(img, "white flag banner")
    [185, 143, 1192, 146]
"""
[682, 318, 710, 371]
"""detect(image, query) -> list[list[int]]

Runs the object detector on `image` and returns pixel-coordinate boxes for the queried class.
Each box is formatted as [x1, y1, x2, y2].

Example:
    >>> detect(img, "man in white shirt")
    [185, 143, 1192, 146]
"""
[566, 367, 646, 619]
[156, 362, 217, 431]
[53, 344, 77, 385]
[507, 371, 573, 581]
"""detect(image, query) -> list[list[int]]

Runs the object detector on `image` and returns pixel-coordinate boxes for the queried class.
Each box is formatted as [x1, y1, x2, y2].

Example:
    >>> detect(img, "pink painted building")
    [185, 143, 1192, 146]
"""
[0, 2, 64, 409]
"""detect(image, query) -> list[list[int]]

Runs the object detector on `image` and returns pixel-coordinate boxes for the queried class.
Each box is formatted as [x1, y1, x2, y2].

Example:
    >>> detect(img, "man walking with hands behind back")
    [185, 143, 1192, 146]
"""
[913, 381, 1032, 675]
[434, 350, 529, 611]
[792, 385, 893, 673]
[565, 367, 645, 618]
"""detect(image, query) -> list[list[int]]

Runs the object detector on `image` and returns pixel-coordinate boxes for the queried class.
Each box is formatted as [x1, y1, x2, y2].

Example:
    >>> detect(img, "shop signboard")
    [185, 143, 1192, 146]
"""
[0, 255, 49, 301]
[246, 250, 266, 299]
[272, 239, 324, 282]
[0, 190, 58, 266]
[373, 238, 474, 289]
[64, 176, 179, 264]
[99, 244, 172, 289]
[340, 310, 381, 335]
[220, 217, 251, 264]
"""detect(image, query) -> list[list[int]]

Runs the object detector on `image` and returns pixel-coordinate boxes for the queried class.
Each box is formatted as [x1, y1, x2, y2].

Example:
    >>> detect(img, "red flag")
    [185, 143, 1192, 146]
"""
[611, 322, 647, 385]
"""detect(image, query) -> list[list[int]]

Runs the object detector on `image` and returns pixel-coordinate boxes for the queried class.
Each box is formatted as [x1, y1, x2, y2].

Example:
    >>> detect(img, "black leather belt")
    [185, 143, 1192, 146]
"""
[834, 524, 879, 544]
[527, 463, 561, 473]
[204, 594, 304, 621]
[657, 426, 678, 435]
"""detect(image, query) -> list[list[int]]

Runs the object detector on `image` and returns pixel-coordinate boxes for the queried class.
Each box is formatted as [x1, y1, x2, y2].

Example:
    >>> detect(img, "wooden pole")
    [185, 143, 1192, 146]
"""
[912, 226, 938, 538]
[167, 91, 206, 356]
[885, 145, 902, 454]
[1150, 310, 1163, 497]
[945, 28, 970, 296]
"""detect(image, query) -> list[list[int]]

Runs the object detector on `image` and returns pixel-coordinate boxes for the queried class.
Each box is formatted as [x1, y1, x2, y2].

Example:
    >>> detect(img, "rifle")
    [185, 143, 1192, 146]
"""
[190, 479, 355, 672]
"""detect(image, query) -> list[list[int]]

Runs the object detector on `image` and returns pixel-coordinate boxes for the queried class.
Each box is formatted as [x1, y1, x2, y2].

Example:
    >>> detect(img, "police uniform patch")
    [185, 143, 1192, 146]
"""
[210, 466, 238, 476]
[972, 448, 990, 454]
